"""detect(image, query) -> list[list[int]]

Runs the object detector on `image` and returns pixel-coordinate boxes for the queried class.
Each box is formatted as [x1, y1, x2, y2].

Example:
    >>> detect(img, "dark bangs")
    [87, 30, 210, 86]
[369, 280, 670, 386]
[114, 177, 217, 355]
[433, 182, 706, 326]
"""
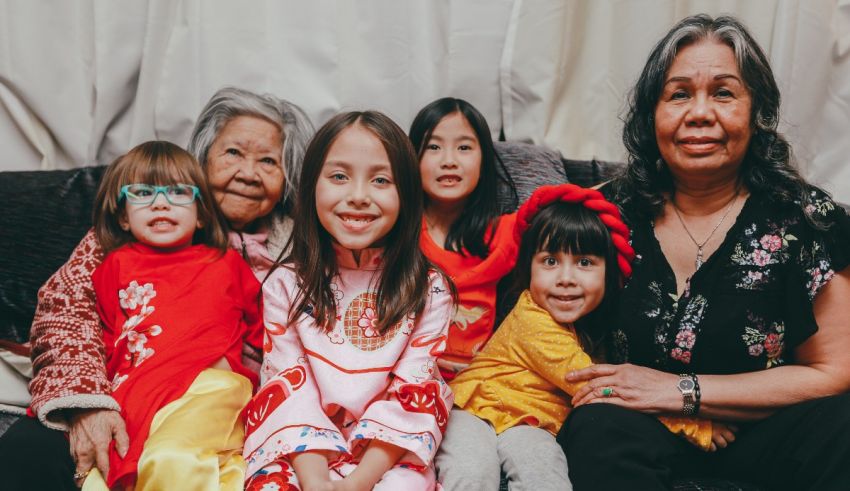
[534, 203, 613, 258]
[513, 202, 621, 353]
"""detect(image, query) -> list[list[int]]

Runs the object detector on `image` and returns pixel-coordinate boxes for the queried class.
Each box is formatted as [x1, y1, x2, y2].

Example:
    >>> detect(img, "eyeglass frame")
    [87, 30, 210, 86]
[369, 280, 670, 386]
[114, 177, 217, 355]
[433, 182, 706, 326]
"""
[118, 183, 201, 206]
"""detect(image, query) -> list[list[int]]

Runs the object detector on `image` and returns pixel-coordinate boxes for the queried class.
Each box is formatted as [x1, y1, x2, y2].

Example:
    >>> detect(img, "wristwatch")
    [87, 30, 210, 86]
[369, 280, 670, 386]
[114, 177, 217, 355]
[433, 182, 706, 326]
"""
[677, 374, 697, 416]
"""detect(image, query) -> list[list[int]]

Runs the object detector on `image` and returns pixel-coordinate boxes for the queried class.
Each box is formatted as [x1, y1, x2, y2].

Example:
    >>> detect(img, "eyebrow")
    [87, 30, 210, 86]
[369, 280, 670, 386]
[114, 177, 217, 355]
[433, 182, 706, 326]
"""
[428, 133, 477, 142]
[224, 139, 279, 155]
[663, 74, 744, 86]
[324, 161, 391, 173]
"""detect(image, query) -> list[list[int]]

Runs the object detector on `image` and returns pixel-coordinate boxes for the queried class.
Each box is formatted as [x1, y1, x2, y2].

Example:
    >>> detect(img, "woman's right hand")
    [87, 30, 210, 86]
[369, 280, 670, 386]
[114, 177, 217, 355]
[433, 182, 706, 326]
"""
[68, 408, 129, 486]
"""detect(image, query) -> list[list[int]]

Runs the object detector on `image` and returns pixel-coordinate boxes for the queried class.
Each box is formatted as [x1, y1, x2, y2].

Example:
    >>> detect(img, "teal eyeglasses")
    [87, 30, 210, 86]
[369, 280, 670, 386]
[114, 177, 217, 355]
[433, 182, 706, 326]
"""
[118, 184, 200, 206]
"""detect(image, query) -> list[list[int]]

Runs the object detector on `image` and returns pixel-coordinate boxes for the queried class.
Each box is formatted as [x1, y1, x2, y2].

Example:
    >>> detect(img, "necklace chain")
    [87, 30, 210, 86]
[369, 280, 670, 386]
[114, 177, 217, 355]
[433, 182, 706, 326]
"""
[672, 191, 739, 270]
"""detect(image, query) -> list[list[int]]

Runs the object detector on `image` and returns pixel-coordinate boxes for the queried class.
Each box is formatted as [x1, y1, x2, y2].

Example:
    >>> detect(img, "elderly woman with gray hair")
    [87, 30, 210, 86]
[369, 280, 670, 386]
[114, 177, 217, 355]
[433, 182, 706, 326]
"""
[0, 86, 314, 490]
[558, 14, 850, 490]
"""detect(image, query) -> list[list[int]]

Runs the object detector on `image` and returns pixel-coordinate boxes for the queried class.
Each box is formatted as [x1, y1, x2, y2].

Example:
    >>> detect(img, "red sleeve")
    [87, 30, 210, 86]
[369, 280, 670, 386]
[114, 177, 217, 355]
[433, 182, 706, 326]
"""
[92, 251, 120, 360]
[234, 252, 263, 351]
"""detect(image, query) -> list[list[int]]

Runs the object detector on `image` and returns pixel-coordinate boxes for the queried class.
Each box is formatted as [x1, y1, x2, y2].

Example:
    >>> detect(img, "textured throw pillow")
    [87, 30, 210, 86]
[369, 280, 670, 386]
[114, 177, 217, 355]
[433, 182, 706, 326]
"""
[0, 166, 106, 344]
[494, 141, 568, 213]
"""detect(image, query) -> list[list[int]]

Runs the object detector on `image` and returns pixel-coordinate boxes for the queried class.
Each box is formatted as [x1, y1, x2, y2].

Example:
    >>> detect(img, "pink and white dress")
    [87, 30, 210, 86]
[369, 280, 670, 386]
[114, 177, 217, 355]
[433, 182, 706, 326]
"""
[243, 247, 454, 490]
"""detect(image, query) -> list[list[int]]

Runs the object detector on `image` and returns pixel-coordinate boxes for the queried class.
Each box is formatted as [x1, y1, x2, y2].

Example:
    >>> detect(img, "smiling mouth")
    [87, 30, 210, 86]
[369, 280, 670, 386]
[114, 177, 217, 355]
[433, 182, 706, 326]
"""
[339, 214, 377, 228]
[678, 138, 722, 152]
[437, 175, 462, 185]
[148, 218, 177, 230]
[223, 188, 264, 200]
[550, 294, 581, 304]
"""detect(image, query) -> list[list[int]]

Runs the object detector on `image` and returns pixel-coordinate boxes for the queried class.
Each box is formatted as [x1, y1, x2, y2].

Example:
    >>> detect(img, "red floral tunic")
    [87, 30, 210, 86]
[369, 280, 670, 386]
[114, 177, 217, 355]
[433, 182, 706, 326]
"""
[93, 242, 262, 486]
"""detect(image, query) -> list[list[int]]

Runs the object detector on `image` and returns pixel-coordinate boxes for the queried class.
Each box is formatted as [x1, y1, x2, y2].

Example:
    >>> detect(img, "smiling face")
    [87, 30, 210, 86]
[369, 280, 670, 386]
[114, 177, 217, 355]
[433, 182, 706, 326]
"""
[529, 250, 606, 326]
[315, 124, 400, 252]
[654, 39, 753, 182]
[120, 192, 200, 251]
[419, 111, 482, 210]
[206, 115, 285, 230]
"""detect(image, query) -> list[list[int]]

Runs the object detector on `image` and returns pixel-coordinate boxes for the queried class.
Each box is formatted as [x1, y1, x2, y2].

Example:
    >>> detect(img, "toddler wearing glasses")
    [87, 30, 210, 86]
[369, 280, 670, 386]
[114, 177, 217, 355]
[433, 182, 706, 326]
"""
[82, 141, 263, 490]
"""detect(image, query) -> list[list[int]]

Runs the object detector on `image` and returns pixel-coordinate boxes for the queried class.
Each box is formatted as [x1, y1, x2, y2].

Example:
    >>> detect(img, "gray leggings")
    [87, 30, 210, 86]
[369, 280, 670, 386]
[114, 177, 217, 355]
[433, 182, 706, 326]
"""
[435, 408, 571, 491]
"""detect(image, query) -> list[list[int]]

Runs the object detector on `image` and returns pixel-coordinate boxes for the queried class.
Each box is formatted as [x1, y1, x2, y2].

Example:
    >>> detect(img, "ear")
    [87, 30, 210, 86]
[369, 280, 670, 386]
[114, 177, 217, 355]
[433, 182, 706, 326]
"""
[118, 211, 130, 231]
[196, 219, 204, 230]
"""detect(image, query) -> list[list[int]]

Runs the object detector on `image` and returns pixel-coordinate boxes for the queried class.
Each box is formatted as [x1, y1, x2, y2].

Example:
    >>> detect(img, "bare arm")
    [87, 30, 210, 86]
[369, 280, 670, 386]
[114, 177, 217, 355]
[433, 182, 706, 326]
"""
[698, 267, 850, 419]
[334, 440, 406, 491]
[569, 268, 850, 421]
[291, 451, 333, 491]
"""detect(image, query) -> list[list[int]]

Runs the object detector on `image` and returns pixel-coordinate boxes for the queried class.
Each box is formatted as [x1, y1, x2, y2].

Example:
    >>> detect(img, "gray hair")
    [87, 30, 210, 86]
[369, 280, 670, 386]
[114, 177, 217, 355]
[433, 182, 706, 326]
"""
[617, 14, 819, 226]
[187, 86, 314, 215]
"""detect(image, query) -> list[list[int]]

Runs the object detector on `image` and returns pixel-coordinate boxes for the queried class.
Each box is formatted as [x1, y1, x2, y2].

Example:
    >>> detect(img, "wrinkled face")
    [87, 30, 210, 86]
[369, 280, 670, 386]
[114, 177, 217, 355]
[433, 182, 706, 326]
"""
[120, 192, 200, 251]
[315, 124, 400, 252]
[206, 116, 284, 230]
[529, 250, 606, 326]
[654, 39, 753, 182]
[419, 112, 482, 209]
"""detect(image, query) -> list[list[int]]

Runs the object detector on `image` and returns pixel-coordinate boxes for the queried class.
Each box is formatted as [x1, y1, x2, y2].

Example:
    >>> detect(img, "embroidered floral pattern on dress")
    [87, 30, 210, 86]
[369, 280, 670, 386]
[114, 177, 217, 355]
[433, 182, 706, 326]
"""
[357, 307, 381, 338]
[731, 223, 796, 268]
[115, 281, 162, 369]
[342, 292, 406, 351]
[353, 420, 436, 455]
[800, 242, 836, 300]
[669, 295, 707, 365]
[741, 312, 786, 368]
[640, 281, 678, 366]
[803, 190, 836, 218]
[246, 461, 298, 491]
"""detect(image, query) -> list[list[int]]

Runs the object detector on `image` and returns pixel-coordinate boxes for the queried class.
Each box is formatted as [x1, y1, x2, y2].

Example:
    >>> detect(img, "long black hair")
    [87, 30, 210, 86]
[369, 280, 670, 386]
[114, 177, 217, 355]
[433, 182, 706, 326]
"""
[615, 14, 823, 227]
[513, 201, 621, 352]
[409, 97, 518, 258]
[289, 111, 431, 333]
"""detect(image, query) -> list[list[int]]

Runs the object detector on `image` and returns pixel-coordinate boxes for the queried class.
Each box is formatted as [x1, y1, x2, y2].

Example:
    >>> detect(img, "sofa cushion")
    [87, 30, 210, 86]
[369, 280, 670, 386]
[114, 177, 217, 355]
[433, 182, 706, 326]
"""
[0, 166, 106, 344]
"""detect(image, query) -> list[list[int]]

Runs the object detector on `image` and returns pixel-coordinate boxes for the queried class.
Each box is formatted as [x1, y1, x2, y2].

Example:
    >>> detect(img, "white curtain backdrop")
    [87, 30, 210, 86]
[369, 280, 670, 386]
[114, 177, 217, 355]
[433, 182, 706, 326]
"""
[503, 0, 850, 201]
[1, 0, 848, 201]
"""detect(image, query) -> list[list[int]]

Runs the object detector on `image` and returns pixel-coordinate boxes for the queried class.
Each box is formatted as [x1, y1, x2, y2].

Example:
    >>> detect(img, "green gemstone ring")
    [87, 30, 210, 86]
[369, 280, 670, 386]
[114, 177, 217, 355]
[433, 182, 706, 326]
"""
[602, 387, 614, 397]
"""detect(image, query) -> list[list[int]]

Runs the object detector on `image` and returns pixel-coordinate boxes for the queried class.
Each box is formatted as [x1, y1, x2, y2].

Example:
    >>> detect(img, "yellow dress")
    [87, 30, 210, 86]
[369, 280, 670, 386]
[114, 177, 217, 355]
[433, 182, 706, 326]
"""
[83, 368, 251, 490]
[450, 290, 711, 449]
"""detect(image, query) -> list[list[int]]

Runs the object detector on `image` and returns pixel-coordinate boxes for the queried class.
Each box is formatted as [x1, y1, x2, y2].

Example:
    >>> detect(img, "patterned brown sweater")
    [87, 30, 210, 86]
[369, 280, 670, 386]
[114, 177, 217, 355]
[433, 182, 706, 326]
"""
[29, 230, 119, 430]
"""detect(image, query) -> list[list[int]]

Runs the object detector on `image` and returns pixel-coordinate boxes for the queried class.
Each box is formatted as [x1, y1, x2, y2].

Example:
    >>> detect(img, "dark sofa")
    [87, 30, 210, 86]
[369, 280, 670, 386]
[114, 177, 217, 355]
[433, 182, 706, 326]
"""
[0, 141, 760, 490]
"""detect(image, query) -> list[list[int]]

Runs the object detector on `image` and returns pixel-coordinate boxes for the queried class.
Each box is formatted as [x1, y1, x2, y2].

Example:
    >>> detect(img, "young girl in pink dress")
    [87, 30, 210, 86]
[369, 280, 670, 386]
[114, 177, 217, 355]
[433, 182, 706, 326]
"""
[84, 141, 262, 490]
[243, 111, 454, 491]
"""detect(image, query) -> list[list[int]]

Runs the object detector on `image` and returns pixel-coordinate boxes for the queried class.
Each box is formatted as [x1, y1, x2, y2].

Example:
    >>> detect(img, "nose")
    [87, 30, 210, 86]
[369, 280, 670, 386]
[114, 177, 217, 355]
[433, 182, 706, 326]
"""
[346, 179, 372, 207]
[150, 191, 171, 209]
[234, 159, 262, 184]
[556, 264, 577, 286]
[685, 93, 716, 127]
[440, 149, 458, 169]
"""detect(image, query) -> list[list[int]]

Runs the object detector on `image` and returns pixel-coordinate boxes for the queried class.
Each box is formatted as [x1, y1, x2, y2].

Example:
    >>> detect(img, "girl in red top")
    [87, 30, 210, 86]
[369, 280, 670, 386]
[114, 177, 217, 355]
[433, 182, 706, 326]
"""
[409, 98, 519, 380]
[85, 141, 262, 490]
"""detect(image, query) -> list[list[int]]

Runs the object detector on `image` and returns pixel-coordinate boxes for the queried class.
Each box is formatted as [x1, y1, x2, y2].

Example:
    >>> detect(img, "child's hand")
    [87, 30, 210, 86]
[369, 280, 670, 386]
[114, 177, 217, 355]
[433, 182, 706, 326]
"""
[709, 422, 738, 452]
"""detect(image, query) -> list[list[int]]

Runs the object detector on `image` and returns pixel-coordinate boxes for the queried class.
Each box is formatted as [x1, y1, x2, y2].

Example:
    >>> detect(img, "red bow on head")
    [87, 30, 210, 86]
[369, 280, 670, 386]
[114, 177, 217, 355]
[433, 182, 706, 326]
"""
[514, 184, 635, 280]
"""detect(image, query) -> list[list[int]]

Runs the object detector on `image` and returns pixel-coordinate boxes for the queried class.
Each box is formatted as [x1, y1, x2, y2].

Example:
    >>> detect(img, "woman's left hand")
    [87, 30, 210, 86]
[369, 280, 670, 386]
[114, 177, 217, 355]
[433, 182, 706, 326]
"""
[568, 363, 681, 413]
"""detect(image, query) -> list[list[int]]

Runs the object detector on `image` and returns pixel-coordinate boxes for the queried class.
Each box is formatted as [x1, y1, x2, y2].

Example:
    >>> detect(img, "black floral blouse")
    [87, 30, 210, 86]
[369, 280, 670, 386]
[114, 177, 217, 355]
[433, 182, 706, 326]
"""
[605, 186, 850, 375]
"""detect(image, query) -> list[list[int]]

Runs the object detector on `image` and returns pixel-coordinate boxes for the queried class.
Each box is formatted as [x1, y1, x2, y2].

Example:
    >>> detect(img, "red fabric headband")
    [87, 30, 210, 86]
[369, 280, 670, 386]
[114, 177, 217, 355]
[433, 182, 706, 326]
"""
[514, 183, 636, 280]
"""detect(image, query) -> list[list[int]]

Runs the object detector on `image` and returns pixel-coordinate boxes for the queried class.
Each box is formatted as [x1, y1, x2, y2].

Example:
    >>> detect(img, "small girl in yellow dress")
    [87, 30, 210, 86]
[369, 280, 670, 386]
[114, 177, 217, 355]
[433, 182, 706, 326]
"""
[437, 184, 716, 490]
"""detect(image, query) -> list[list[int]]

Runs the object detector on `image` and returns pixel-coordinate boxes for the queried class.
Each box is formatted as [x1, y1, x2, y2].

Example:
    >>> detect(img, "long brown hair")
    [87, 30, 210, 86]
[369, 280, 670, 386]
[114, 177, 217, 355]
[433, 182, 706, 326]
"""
[289, 111, 431, 333]
[93, 141, 228, 253]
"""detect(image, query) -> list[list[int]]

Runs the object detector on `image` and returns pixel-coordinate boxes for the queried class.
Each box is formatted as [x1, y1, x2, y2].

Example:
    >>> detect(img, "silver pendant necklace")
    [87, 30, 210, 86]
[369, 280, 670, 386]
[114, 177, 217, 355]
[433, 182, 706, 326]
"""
[671, 191, 739, 270]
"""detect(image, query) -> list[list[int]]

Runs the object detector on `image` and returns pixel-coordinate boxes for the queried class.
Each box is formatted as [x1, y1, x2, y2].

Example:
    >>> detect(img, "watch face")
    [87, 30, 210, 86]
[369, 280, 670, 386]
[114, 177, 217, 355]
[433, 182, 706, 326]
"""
[678, 379, 695, 391]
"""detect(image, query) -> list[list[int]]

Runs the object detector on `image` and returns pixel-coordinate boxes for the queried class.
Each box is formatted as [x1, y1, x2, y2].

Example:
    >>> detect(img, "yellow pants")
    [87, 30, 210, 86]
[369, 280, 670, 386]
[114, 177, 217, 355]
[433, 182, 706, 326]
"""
[83, 368, 252, 491]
